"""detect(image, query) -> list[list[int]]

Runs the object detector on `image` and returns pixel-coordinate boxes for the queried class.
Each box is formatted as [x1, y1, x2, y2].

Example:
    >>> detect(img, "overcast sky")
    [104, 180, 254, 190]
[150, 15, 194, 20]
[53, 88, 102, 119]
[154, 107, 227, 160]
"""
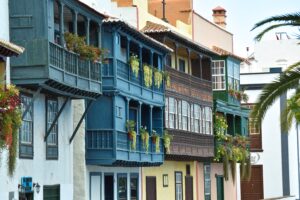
[193, 0, 299, 57]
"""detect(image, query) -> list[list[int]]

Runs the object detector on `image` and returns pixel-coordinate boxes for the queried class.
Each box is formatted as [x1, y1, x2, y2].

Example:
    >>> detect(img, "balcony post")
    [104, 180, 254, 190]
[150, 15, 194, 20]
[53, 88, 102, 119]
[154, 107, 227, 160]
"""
[139, 45, 143, 87]
[187, 48, 191, 75]
[126, 98, 130, 121]
[198, 54, 203, 79]
[150, 105, 153, 133]
[174, 43, 178, 70]
[73, 11, 78, 35]
[127, 39, 130, 81]
[150, 50, 154, 92]
[86, 18, 90, 45]
[138, 101, 142, 134]
[59, 2, 65, 46]
[97, 23, 101, 48]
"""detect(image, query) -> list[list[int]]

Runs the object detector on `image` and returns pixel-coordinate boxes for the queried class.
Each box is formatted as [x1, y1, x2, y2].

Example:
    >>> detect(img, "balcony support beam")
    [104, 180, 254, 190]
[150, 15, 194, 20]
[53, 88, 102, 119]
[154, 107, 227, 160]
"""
[44, 97, 70, 142]
[86, 18, 90, 45]
[138, 101, 142, 134]
[174, 43, 178, 70]
[127, 39, 130, 81]
[59, 3, 65, 45]
[198, 54, 203, 79]
[21, 87, 41, 120]
[187, 48, 191, 75]
[73, 11, 78, 34]
[69, 100, 93, 144]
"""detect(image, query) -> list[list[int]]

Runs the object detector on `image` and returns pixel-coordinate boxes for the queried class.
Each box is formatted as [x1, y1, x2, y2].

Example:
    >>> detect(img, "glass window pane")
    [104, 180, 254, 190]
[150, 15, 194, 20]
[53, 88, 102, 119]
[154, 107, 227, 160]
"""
[130, 175, 138, 200]
[118, 175, 127, 200]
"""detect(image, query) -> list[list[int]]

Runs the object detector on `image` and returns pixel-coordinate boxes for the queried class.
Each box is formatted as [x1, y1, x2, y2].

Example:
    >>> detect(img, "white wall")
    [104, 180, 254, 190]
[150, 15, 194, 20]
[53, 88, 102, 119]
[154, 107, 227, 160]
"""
[241, 72, 300, 199]
[0, 0, 10, 83]
[0, 94, 74, 200]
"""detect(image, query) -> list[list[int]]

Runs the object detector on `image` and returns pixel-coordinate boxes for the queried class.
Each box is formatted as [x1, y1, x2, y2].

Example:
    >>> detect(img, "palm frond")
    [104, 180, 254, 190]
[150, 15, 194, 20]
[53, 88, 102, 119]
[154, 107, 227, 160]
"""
[251, 12, 300, 31]
[284, 61, 300, 72]
[251, 69, 300, 126]
[254, 23, 300, 41]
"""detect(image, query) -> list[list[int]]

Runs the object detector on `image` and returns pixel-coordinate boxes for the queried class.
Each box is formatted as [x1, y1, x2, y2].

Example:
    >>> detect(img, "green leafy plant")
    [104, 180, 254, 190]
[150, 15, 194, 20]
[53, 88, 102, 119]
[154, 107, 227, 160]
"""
[129, 54, 140, 78]
[151, 130, 160, 153]
[214, 115, 251, 181]
[163, 130, 173, 154]
[126, 120, 137, 150]
[163, 71, 171, 87]
[154, 68, 163, 88]
[140, 126, 149, 153]
[228, 88, 249, 103]
[0, 84, 22, 176]
[64, 32, 107, 62]
[143, 64, 153, 88]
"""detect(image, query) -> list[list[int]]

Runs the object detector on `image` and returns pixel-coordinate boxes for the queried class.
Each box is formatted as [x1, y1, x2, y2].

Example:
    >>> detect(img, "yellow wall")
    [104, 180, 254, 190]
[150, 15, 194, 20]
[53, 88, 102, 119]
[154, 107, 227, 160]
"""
[142, 161, 197, 200]
[0, 61, 5, 84]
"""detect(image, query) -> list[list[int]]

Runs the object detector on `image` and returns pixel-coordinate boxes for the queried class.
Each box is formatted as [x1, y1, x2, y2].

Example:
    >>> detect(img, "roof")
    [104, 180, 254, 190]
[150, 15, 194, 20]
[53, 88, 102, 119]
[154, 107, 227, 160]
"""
[102, 18, 173, 53]
[0, 39, 24, 57]
[212, 6, 226, 12]
[141, 21, 218, 56]
[212, 46, 246, 62]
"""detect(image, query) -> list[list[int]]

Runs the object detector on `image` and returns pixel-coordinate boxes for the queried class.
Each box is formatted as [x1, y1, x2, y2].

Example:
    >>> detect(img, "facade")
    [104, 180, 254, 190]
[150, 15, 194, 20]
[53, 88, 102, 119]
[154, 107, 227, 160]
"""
[141, 21, 216, 200]
[240, 38, 300, 200]
[211, 46, 250, 200]
[1, 0, 104, 199]
[86, 18, 171, 200]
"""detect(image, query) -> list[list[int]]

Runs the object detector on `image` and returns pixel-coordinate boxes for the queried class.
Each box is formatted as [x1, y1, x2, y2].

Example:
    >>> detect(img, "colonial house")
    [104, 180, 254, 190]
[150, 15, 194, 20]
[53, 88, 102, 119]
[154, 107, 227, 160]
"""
[141, 21, 216, 200]
[2, 0, 104, 199]
[85, 18, 172, 200]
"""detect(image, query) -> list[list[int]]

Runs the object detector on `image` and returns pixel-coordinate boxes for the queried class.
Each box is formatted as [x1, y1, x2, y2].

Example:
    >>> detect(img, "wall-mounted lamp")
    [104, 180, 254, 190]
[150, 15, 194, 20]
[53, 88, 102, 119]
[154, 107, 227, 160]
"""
[33, 183, 41, 194]
[163, 174, 168, 187]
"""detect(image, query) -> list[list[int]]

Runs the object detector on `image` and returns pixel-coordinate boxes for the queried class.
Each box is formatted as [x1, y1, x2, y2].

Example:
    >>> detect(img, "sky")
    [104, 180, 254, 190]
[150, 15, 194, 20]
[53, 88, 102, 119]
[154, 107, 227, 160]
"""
[194, 0, 299, 57]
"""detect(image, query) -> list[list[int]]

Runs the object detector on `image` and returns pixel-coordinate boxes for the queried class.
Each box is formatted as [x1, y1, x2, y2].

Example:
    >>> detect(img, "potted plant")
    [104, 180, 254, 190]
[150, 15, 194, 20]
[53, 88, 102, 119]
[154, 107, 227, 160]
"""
[143, 64, 153, 88]
[126, 120, 136, 150]
[140, 126, 149, 152]
[151, 130, 160, 153]
[163, 71, 171, 87]
[163, 130, 173, 154]
[129, 54, 140, 78]
[153, 68, 163, 88]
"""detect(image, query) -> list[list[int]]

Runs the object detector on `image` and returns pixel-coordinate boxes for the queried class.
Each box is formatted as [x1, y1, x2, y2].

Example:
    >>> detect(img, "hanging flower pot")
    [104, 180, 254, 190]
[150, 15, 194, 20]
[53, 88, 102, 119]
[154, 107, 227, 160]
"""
[140, 126, 149, 153]
[163, 130, 173, 154]
[126, 120, 137, 150]
[154, 69, 163, 88]
[163, 71, 171, 87]
[129, 54, 140, 78]
[143, 64, 153, 88]
[151, 130, 160, 153]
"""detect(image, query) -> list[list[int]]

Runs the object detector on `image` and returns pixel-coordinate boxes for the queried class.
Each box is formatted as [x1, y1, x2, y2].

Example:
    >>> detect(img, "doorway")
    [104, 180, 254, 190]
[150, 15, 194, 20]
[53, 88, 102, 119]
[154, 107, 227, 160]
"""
[105, 175, 114, 200]
[146, 176, 157, 200]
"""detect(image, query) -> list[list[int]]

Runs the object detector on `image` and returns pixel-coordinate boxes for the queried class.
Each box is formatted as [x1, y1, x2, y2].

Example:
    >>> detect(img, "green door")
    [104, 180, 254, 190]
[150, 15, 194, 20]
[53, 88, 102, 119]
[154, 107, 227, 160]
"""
[43, 185, 60, 200]
[216, 176, 224, 200]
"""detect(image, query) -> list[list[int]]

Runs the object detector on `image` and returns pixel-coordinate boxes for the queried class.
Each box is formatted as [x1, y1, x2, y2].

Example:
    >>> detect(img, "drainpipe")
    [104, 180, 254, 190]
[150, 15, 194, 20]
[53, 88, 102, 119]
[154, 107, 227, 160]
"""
[296, 123, 300, 200]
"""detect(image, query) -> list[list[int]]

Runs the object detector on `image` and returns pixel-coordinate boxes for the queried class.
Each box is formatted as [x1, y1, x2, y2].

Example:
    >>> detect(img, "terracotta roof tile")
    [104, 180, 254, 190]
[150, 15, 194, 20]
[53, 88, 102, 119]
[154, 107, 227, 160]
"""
[212, 46, 245, 62]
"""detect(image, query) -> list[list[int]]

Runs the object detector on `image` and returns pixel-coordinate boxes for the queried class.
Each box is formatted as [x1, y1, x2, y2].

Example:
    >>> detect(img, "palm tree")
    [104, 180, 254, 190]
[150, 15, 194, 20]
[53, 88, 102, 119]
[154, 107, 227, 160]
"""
[250, 12, 300, 126]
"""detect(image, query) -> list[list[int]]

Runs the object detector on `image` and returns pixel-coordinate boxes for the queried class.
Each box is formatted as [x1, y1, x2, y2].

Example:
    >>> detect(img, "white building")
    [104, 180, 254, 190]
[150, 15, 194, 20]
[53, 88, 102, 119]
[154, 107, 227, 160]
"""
[0, 0, 103, 199]
[240, 37, 300, 200]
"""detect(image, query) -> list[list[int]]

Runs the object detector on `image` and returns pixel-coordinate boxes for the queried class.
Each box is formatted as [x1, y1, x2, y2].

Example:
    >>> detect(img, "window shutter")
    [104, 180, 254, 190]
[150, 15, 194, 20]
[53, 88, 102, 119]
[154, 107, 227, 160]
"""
[178, 101, 182, 130]
[165, 97, 168, 128]
[175, 99, 178, 129]
[191, 104, 194, 132]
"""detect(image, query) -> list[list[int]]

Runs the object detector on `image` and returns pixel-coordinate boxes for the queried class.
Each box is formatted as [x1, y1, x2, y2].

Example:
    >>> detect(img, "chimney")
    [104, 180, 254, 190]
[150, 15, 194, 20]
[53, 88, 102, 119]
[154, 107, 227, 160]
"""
[212, 6, 227, 29]
[162, 0, 168, 22]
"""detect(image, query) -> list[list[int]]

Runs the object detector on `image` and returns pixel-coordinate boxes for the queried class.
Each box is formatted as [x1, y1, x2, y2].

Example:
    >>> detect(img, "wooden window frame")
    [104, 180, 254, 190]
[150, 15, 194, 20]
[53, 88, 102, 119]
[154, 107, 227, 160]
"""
[46, 97, 59, 160]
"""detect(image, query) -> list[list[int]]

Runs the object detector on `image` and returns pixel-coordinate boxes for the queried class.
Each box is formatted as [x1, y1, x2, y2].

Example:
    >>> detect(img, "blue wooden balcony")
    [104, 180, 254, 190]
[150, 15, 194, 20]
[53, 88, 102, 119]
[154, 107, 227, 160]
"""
[102, 58, 164, 105]
[11, 40, 102, 99]
[86, 129, 163, 166]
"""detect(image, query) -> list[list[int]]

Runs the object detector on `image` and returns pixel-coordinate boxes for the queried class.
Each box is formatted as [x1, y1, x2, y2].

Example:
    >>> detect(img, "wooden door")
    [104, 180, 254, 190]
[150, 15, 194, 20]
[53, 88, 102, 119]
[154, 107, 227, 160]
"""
[43, 185, 60, 200]
[146, 176, 157, 200]
[216, 176, 224, 200]
[185, 176, 193, 200]
[241, 165, 264, 200]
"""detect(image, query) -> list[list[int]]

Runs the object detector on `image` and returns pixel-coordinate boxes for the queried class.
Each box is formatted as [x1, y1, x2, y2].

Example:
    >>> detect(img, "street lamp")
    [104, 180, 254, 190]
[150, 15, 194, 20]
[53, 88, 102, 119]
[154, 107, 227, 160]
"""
[33, 183, 41, 194]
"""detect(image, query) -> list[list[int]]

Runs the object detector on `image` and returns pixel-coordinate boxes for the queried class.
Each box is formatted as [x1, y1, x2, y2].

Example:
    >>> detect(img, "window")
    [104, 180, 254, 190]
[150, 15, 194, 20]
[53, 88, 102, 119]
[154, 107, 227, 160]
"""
[204, 164, 211, 200]
[245, 104, 260, 135]
[130, 174, 138, 200]
[168, 97, 177, 129]
[165, 97, 169, 128]
[227, 60, 240, 90]
[178, 100, 182, 130]
[166, 54, 172, 67]
[118, 174, 127, 200]
[182, 101, 189, 131]
[194, 104, 201, 133]
[201, 107, 206, 134]
[175, 172, 183, 200]
[205, 107, 212, 135]
[179, 59, 185, 72]
[212, 60, 225, 90]
[20, 94, 34, 158]
[46, 98, 58, 159]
